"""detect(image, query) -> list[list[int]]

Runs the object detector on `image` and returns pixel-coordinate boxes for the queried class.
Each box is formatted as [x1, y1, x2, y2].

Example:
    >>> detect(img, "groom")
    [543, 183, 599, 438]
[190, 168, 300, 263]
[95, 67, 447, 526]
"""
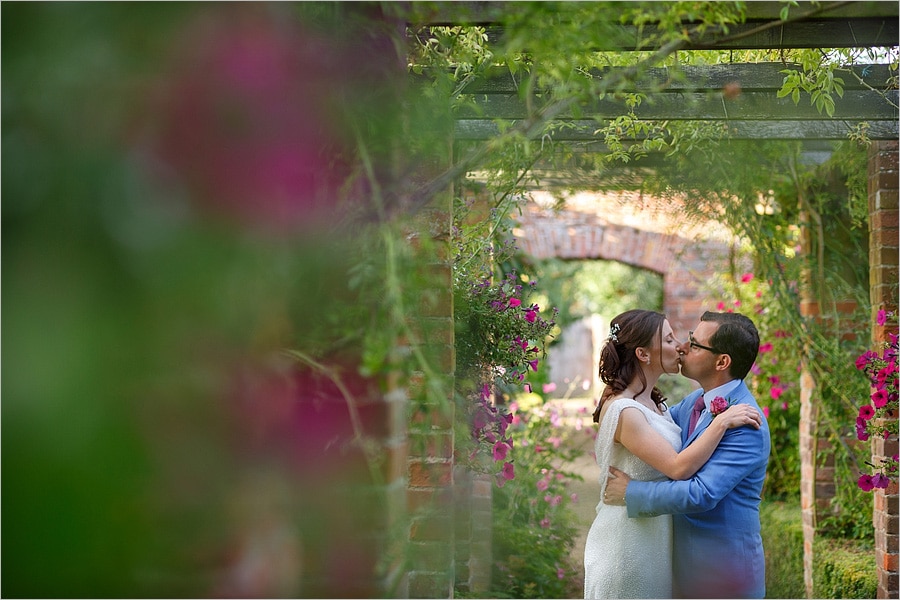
[604, 311, 770, 599]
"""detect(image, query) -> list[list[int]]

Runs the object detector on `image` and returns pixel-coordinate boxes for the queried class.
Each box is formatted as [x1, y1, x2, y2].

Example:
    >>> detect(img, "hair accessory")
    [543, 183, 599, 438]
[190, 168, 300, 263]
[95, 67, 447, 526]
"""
[607, 323, 620, 344]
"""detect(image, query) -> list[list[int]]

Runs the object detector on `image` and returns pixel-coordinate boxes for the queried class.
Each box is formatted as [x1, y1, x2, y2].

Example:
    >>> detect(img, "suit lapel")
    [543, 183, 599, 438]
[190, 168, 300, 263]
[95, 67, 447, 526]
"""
[684, 381, 751, 446]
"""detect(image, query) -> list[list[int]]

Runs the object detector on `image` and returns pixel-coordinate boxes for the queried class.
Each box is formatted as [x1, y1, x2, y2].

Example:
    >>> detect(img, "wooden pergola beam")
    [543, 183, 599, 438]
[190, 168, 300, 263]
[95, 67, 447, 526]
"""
[412, 1, 899, 49]
[456, 118, 897, 141]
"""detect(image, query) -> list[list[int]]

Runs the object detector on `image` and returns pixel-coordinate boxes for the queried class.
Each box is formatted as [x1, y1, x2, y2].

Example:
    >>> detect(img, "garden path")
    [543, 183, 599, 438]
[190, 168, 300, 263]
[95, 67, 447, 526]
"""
[547, 397, 601, 595]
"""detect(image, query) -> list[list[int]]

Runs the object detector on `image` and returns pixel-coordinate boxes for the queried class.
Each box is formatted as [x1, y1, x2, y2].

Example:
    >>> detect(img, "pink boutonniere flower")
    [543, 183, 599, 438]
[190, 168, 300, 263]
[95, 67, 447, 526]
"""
[710, 396, 738, 416]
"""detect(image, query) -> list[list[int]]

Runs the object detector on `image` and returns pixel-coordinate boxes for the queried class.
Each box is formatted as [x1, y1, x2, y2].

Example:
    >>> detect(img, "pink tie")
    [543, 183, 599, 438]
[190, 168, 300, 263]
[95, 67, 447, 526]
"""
[687, 395, 706, 437]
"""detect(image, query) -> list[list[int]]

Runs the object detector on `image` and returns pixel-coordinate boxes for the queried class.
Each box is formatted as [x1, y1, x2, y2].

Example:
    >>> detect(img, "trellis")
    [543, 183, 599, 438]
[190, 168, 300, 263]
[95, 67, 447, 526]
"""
[405, 2, 899, 598]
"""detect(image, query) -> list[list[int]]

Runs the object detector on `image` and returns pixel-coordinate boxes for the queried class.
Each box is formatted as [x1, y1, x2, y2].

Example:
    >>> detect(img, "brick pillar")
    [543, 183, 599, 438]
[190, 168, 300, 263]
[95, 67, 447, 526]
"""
[405, 151, 457, 598]
[453, 467, 493, 595]
[868, 139, 899, 599]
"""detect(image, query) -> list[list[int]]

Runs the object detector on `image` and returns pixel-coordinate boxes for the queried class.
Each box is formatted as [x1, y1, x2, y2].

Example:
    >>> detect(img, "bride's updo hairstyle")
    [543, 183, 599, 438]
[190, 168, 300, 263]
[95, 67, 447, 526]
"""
[592, 309, 669, 423]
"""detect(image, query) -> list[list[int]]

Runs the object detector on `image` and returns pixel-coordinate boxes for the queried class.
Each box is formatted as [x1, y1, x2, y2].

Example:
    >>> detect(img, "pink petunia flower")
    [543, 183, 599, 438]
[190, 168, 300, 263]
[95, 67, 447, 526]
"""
[858, 474, 875, 491]
[859, 405, 876, 420]
[759, 342, 774, 353]
[877, 309, 888, 326]
[492, 441, 510, 462]
[762, 406, 770, 418]
[872, 388, 889, 409]
[770, 387, 784, 400]
[741, 273, 754, 283]
[501, 461, 515, 480]
[509, 297, 522, 308]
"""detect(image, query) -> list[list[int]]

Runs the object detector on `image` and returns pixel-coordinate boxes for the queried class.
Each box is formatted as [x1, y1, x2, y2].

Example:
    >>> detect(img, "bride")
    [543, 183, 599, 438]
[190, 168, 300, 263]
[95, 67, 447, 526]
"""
[583, 309, 760, 599]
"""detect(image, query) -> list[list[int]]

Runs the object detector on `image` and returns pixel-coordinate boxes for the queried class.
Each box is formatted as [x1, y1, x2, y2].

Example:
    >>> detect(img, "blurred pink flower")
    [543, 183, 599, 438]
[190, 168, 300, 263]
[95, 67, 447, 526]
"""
[542, 382, 557, 394]
[759, 342, 774, 353]
[741, 273, 754, 283]
[770, 387, 784, 400]
[492, 441, 510, 462]
[762, 406, 770, 418]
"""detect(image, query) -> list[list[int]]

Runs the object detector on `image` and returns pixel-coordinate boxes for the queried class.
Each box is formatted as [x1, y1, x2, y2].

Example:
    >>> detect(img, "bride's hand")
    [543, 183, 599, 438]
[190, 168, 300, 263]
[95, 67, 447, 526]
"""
[716, 404, 762, 430]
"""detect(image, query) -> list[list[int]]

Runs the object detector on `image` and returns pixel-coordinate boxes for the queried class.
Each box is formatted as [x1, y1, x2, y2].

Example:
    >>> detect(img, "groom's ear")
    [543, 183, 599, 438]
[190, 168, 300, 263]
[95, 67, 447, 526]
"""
[715, 353, 732, 372]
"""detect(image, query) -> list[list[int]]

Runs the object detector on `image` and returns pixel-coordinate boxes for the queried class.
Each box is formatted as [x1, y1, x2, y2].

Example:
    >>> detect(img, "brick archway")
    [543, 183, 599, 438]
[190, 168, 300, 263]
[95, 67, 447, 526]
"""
[512, 190, 744, 338]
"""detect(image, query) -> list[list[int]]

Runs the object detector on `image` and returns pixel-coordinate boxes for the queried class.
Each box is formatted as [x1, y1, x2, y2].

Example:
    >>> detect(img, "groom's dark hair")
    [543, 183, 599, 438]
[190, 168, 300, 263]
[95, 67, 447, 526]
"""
[701, 311, 760, 380]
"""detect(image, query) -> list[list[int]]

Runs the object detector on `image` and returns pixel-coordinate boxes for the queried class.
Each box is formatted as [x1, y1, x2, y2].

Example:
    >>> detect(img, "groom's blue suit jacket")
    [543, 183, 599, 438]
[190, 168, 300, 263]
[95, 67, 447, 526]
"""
[625, 381, 770, 599]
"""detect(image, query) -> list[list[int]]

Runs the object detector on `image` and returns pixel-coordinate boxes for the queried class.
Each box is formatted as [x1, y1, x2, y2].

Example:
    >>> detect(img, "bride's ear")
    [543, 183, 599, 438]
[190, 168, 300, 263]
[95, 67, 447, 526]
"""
[634, 347, 651, 364]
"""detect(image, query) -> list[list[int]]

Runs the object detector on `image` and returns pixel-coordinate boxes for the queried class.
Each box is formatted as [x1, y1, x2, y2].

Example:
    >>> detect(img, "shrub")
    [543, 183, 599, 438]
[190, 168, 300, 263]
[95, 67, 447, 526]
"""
[485, 399, 586, 598]
[812, 537, 877, 599]
[761, 501, 805, 599]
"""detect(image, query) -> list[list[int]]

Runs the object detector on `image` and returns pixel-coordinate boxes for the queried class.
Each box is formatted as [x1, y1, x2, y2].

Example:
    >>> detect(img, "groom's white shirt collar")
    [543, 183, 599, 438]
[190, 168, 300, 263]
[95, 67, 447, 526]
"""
[700, 379, 742, 411]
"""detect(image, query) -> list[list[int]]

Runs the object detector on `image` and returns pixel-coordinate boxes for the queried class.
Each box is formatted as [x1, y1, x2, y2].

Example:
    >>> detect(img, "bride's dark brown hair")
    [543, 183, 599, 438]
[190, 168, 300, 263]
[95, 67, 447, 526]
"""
[592, 309, 669, 423]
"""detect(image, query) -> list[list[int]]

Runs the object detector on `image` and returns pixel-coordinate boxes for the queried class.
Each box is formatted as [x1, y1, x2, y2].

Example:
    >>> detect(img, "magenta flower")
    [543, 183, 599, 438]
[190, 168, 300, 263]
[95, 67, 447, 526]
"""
[763, 406, 770, 418]
[716, 301, 726, 310]
[525, 308, 538, 323]
[858, 474, 875, 491]
[741, 273, 754, 283]
[557, 568, 566, 580]
[859, 404, 876, 420]
[759, 342, 774, 353]
[877, 309, 888, 326]
[710, 396, 732, 415]
[856, 351, 877, 370]
[872, 388, 889, 409]
[540, 518, 551, 529]
[527, 359, 539, 372]
[770, 387, 784, 400]
[501, 461, 515, 480]
[873, 473, 890, 489]
[492, 441, 510, 462]
[750, 363, 762, 375]
[542, 382, 557, 394]
[856, 420, 870, 441]
[536, 479, 549, 492]
[509, 297, 522, 308]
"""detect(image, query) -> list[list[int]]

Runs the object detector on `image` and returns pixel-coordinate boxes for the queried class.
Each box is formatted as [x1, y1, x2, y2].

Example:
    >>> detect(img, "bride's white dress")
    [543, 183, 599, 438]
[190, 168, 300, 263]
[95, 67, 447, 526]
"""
[583, 398, 683, 599]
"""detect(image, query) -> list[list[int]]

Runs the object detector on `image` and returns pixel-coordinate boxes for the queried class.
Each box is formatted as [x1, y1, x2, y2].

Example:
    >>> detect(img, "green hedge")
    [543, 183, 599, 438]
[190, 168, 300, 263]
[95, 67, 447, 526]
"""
[761, 501, 806, 599]
[813, 537, 877, 599]
[761, 500, 878, 599]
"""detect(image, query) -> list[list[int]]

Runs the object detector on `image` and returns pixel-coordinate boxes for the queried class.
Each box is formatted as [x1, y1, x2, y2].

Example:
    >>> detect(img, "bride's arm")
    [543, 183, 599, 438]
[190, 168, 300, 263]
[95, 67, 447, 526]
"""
[615, 405, 761, 480]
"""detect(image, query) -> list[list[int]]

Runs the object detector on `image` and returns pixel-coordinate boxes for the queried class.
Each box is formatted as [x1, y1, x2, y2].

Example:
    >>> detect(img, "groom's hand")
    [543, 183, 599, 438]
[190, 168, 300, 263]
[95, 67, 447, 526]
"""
[604, 466, 631, 505]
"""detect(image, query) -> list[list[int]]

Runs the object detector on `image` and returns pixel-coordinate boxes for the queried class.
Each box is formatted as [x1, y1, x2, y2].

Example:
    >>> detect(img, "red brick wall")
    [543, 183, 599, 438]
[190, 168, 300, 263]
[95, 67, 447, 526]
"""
[868, 140, 899, 599]
[512, 191, 743, 338]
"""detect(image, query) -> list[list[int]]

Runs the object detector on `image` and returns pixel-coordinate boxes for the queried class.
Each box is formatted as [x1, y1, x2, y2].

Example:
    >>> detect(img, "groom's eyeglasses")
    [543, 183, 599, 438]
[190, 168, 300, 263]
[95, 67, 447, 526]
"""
[688, 331, 725, 355]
